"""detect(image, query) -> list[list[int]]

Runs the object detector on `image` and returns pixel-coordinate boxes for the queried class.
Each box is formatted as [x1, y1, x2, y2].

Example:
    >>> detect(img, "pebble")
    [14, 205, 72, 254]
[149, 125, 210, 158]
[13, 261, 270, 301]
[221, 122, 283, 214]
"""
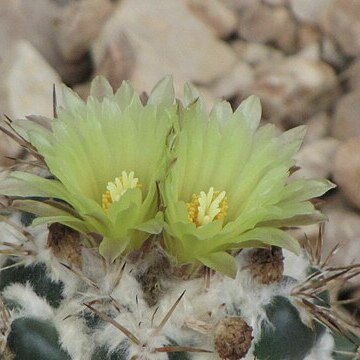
[187, 0, 238, 38]
[238, 5, 295, 49]
[56, 0, 114, 62]
[333, 137, 360, 209]
[211, 61, 254, 99]
[321, 0, 360, 57]
[250, 56, 338, 125]
[331, 91, 360, 141]
[93, 0, 237, 88]
[289, 0, 333, 24]
[232, 41, 284, 67]
[0, 40, 61, 166]
[322, 198, 360, 273]
[294, 137, 339, 180]
[19, 0, 92, 85]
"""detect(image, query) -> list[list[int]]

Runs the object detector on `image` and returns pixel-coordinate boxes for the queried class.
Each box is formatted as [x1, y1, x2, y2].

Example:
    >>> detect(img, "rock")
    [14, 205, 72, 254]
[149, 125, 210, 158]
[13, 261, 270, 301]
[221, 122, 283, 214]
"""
[56, 0, 114, 62]
[211, 61, 254, 99]
[19, 0, 92, 85]
[0, 2, 25, 166]
[321, 0, 360, 57]
[343, 58, 360, 91]
[303, 112, 330, 145]
[322, 198, 360, 271]
[0, 39, 61, 166]
[187, 0, 238, 38]
[298, 43, 321, 61]
[321, 37, 345, 69]
[238, 5, 296, 52]
[221, 0, 261, 11]
[232, 41, 283, 67]
[289, 0, 333, 24]
[3, 40, 62, 120]
[333, 137, 360, 209]
[263, 0, 287, 5]
[331, 92, 360, 141]
[298, 25, 322, 49]
[293, 137, 339, 180]
[0, 1, 23, 55]
[250, 56, 338, 125]
[94, 32, 135, 90]
[93, 0, 237, 90]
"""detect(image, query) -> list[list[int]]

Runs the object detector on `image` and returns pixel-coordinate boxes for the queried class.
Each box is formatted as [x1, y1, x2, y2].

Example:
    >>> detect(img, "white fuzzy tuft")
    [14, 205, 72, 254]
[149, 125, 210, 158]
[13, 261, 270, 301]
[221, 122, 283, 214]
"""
[2, 283, 54, 320]
[283, 249, 310, 281]
[304, 332, 334, 360]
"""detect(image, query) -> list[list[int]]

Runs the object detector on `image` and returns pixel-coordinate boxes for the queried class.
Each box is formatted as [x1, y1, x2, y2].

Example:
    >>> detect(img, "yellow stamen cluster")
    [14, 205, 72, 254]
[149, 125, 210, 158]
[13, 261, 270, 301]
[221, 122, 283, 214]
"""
[186, 187, 228, 227]
[102, 171, 141, 212]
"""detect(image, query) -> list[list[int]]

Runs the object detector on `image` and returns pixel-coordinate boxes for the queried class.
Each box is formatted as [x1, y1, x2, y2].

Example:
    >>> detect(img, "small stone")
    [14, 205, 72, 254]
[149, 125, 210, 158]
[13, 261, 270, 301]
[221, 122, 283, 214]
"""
[47, 223, 82, 269]
[250, 56, 338, 125]
[333, 137, 360, 209]
[4, 40, 62, 119]
[322, 198, 360, 274]
[56, 0, 115, 62]
[290, 0, 333, 24]
[247, 247, 284, 285]
[211, 61, 254, 99]
[221, 0, 261, 11]
[274, 10, 297, 53]
[214, 317, 253, 360]
[232, 41, 284, 67]
[0, 1, 23, 54]
[321, 37, 345, 69]
[94, 32, 135, 90]
[0, 40, 61, 167]
[187, 0, 238, 38]
[321, 0, 360, 57]
[19, 0, 93, 85]
[298, 25, 322, 49]
[298, 43, 321, 61]
[302, 112, 330, 145]
[331, 92, 360, 141]
[294, 137, 339, 180]
[238, 5, 295, 50]
[264, 0, 287, 5]
[344, 58, 360, 91]
[93, 0, 237, 88]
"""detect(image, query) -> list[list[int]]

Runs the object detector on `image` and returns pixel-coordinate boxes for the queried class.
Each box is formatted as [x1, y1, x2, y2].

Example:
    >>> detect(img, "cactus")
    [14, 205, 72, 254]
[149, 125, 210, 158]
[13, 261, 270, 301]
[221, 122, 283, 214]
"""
[0, 77, 359, 360]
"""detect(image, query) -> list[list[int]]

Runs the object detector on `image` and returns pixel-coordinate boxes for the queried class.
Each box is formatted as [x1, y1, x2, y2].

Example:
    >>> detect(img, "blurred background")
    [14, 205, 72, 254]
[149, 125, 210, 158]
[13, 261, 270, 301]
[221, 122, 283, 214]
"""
[1, 0, 360, 315]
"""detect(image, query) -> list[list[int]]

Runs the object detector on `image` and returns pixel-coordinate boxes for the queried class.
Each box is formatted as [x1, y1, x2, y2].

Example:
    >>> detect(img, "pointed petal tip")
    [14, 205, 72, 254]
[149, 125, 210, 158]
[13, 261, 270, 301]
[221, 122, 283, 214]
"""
[237, 94, 262, 131]
[148, 75, 175, 106]
[90, 76, 114, 101]
[183, 82, 200, 107]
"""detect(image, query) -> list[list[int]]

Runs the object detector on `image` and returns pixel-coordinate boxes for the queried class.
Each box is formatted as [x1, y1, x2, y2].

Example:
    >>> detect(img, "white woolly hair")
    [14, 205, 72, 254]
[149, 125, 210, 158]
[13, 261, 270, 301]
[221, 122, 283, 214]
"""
[94, 308, 168, 360]
[283, 249, 310, 281]
[55, 300, 94, 360]
[2, 283, 54, 321]
[304, 332, 334, 360]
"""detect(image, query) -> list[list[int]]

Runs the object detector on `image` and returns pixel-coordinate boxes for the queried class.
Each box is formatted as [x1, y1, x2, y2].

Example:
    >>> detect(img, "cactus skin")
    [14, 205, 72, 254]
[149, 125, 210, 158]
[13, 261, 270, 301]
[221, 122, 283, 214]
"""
[0, 260, 64, 308]
[254, 296, 318, 360]
[7, 317, 71, 360]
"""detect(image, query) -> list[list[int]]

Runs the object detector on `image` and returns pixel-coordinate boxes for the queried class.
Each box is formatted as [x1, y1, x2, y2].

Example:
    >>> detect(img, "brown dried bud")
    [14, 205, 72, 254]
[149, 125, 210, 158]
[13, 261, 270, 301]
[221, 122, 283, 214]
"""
[214, 317, 253, 360]
[248, 247, 284, 285]
[47, 223, 82, 268]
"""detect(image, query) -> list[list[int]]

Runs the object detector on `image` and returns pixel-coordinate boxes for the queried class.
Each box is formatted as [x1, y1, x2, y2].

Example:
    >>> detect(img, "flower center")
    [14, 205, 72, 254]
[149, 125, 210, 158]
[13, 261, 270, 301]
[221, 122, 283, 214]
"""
[102, 171, 141, 212]
[186, 187, 228, 227]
